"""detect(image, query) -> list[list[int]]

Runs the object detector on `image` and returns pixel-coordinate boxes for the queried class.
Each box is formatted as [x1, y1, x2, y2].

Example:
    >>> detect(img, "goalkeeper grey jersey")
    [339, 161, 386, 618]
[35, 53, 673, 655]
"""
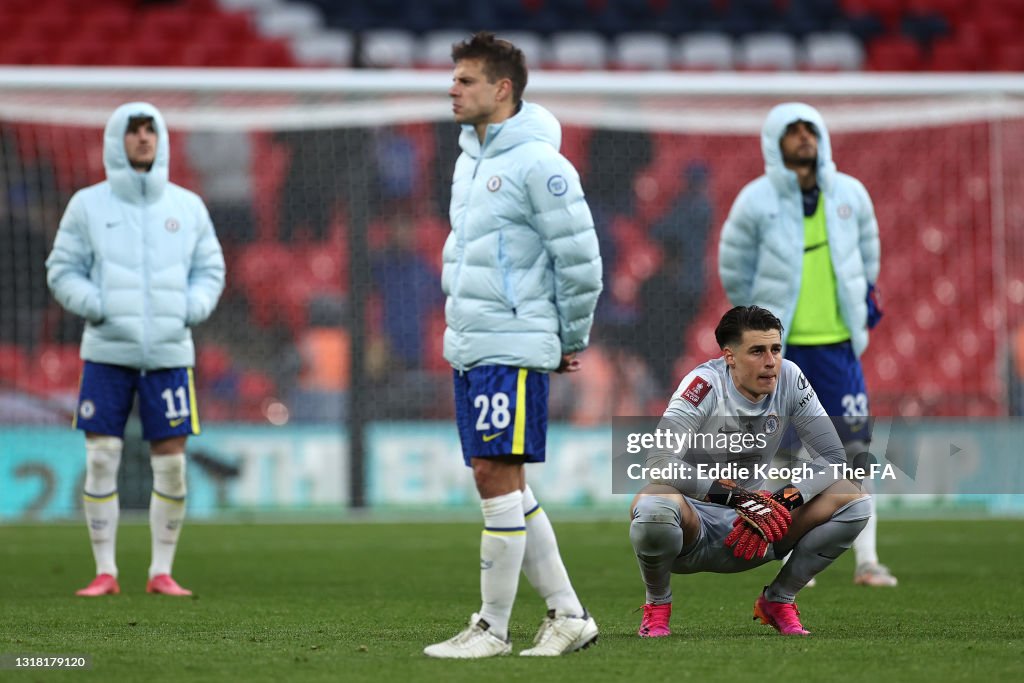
[646, 357, 846, 502]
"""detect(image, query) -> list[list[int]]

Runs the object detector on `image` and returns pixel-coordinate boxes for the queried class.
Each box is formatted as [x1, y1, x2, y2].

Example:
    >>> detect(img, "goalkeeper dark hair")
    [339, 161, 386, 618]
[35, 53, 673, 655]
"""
[451, 32, 528, 105]
[715, 305, 784, 349]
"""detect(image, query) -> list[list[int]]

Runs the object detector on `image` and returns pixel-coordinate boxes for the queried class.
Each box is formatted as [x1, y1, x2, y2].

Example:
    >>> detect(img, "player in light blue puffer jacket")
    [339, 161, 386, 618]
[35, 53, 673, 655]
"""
[442, 100, 602, 372]
[719, 103, 895, 588]
[426, 33, 602, 660]
[47, 101, 224, 370]
[718, 102, 879, 356]
[46, 102, 224, 599]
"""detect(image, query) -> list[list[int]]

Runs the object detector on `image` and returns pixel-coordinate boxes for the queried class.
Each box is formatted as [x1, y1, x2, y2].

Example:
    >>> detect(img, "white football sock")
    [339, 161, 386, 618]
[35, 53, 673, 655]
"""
[149, 454, 187, 580]
[84, 437, 123, 578]
[521, 485, 584, 615]
[478, 490, 526, 640]
[852, 494, 879, 566]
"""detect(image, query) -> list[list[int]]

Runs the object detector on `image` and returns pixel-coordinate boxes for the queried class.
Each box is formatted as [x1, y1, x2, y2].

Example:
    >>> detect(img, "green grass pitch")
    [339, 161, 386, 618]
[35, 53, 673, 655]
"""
[1, 519, 1022, 682]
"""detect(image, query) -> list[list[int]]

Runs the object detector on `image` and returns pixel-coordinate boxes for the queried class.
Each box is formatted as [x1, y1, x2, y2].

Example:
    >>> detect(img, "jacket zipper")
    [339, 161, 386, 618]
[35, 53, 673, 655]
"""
[140, 175, 150, 368]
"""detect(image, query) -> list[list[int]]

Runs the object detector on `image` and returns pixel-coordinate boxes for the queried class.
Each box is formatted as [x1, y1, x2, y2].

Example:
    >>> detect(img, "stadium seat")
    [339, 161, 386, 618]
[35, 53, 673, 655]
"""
[993, 44, 1024, 72]
[612, 32, 673, 70]
[840, 0, 905, 30]
[32, 344, 82, 395]
[675, 32, 736, 70]
[196, 11, 259, 46]
[865, 36, 924, 71]
[419, 30, 473, 69]
[361, 30, 417, 68]
[494, 31, 546, 69]
[237, 370, 277, 420]
[547, 31, 608, 70]
[76, 7, 132, 43]
[0, 345, 29, 388]
[737, 32, 800, 70]
[0, 40, 54, 65]
[803, 32, 864, 70]
[53, 40, 111, 67]
[141, 6, 197, 43]
[900, 12, 950, 45]
[218, 0, 279, 11]
[721, 0, 783, 35]
[254, 2, 324, 41]
[232, 40, 296, 68]
[925, 38, 976, 71]
[290, 30, 354, 67]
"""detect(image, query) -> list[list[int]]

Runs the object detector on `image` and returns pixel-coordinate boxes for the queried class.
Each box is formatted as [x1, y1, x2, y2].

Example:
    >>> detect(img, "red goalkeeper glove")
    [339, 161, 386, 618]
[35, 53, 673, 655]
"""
[722, 488, 792, 560]
[724, 516, 771, 560]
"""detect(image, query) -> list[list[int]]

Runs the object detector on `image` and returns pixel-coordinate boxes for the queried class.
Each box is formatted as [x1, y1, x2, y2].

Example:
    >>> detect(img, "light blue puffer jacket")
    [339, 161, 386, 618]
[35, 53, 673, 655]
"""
[46, 102, 225, 370]
[442, 102, 603, 372]
[718, 102, 880, 356]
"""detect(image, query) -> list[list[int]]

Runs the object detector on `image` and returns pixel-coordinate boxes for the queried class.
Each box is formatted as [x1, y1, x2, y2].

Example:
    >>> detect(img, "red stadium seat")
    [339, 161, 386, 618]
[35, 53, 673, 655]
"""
[925, 39, 977, 71]
[0, 345, 29, 390]
[993, 44, 1024, 72]
[31, 344, 82, 395]
[866, 36, 924, 71]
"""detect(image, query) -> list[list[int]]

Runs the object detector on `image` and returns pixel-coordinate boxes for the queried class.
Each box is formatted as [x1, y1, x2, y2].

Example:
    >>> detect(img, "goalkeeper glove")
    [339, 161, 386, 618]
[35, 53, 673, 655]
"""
[727, 486, 792, 542]
[771, 485, 804, 511]
[722, 486, 804, 560]
[708, 481, 792, 560]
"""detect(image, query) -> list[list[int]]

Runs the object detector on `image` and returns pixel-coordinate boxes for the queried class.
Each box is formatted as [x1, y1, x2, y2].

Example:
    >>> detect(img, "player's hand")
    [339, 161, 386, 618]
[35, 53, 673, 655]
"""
[866, 283, 884, 329]
[732, 487, 791, 540]
[556, 353, 581, 373]
[724, 517, 771, 561]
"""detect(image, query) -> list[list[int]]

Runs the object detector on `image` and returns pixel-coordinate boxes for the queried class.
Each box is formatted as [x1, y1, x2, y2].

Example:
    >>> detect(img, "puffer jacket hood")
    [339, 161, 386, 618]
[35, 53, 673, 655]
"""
[458, 101, 562, 158]
[762, 102, 837, 194]
[104, 101, 170, 203]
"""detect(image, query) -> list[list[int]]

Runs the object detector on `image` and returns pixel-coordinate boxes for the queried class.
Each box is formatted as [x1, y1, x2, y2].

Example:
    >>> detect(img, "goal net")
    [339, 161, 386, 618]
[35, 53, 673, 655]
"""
[3, 68, 1024, 516]
[2, 69, 1022, 428]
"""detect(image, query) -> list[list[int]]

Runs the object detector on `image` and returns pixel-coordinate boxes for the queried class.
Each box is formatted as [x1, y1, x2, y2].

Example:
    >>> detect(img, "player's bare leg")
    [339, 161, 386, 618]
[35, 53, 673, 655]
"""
[628, 484, 700, 637]
[146, 435, 191, 596]
[77, 433, 122, 596]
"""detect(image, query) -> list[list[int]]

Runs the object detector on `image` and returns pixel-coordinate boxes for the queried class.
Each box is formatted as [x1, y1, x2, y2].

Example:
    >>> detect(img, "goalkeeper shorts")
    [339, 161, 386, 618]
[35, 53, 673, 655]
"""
[671, 498, 779, 575]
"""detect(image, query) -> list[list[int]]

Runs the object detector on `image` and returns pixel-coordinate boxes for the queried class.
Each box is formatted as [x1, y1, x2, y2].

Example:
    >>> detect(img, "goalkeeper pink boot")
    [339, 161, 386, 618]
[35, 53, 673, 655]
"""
[146, 574, 193, 596]
[638, 603, 671, 638]
[753, 594, 810, 636]
[76, 573, 120, 596]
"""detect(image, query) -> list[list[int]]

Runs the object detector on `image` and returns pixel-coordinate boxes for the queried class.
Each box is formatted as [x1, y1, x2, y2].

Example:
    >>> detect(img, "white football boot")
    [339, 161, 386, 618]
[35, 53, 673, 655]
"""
[423, 613, 512, 659]
[519, 609, 599, 656]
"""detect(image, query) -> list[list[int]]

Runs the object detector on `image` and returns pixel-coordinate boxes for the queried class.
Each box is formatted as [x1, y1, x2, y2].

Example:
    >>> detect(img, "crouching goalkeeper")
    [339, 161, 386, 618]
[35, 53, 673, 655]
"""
[629, 305, 870, 637]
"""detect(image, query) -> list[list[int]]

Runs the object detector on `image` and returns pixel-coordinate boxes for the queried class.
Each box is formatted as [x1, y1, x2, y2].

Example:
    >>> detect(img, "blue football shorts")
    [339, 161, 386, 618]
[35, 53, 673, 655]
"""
[785, 341, 872, 443]
[74, 361, 200, 441]
[453, 365, 549, 466]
